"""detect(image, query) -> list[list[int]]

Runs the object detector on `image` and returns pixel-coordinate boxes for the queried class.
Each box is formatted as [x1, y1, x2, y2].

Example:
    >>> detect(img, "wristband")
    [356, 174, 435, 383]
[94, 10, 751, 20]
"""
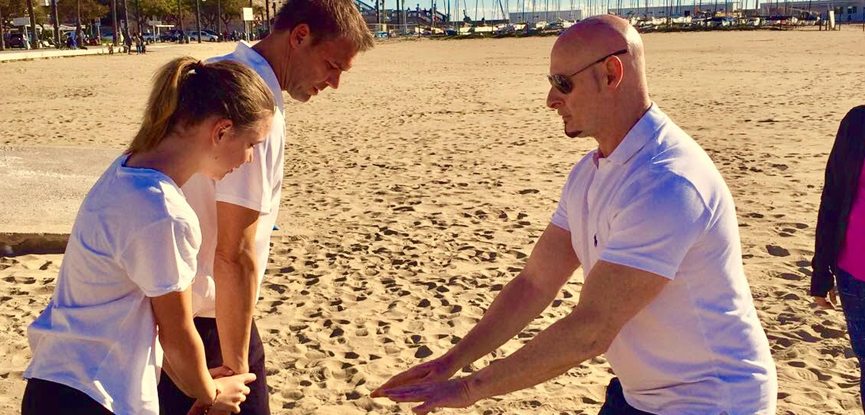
[204, 388, 220, 415]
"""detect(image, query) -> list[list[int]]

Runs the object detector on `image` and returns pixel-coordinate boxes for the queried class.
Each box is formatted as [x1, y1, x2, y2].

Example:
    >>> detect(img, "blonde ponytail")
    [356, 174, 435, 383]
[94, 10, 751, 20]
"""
[127, 56, 275, 154]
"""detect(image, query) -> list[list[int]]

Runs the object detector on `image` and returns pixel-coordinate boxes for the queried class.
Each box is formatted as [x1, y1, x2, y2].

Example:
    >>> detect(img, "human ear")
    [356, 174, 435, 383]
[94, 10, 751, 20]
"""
[289, 24, 311, 48]
[603, 57, 624, 89]
[212, 119, 234, 145]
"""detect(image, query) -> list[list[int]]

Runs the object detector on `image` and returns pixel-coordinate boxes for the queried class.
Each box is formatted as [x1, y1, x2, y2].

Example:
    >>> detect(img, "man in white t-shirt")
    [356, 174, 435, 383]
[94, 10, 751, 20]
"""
[372, 15, 777, 415]
[157, 0, 374, 413]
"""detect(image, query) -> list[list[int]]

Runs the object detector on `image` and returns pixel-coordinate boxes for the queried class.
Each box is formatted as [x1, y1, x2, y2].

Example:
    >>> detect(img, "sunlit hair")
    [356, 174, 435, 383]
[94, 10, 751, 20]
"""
[273, 0, 374, 52]
[127, 56, 275, 154]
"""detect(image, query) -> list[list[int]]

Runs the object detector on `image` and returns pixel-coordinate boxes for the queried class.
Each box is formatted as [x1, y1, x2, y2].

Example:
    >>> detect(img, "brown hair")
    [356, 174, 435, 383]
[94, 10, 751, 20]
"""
[127, 57, 275, 154]
[273, 0, 374, 52]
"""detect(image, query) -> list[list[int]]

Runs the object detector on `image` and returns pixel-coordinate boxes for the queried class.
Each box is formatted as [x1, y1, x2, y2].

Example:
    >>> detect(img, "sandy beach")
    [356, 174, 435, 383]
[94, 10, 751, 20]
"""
[1, 29, 864, 414]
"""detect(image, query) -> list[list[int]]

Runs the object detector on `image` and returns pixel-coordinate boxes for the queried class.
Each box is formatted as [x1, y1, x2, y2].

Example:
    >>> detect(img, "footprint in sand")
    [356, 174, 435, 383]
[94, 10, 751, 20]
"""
[779, 273, 803, 281]
[766, 245, 791, 257]
[812, 324, 846, 339]
[414, 345, 433, 358]
[1, 276, 35, 284]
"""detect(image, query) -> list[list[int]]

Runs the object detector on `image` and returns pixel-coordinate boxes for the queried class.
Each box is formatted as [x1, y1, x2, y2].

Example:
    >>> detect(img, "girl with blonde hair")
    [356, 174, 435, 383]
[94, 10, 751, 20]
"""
[21, 56, 276, 415]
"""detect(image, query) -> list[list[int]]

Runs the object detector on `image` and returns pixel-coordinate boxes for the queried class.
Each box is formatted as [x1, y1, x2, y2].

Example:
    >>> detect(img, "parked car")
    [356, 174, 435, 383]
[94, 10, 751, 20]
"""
[189, 30, 219, 42]
[158, 31, 174, 42]
[141, 32, 157, 43]
[4, 33, 29, 49]
[159, 30, 187, 42]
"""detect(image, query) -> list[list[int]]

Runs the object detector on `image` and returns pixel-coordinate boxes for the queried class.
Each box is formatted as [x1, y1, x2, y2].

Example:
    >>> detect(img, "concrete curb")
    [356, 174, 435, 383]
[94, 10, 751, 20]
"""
[0, 232, 68, 257]
[0, 46, 114, 62]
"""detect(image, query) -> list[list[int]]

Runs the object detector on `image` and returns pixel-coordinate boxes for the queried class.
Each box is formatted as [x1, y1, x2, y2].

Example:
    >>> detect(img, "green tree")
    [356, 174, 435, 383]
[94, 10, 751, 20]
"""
[0, 0, 8, 50]
[0, 0, 44, 48]
[197, 0, 245, 32]
[138, 0, 180, 25]
[199, 0, 242, 31]
[58, 0, 107, 22]
[1, 0, 29, 18]
[28, 0, 44, 47]
[58, 0, 106, 45]
[199, 0, 219, 30]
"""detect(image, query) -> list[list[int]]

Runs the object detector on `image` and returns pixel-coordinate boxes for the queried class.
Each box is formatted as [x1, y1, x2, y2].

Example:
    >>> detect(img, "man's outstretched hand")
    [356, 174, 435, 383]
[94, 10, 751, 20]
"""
[371, 355, 459, 398]
[376, 377, 477, 415]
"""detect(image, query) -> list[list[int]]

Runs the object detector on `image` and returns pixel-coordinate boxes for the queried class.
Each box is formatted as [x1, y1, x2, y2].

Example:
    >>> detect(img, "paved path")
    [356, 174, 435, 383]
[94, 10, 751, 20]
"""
[0, 43, 178, 62]
[0, 46, 113, 62]
[0, 146, 118, 254]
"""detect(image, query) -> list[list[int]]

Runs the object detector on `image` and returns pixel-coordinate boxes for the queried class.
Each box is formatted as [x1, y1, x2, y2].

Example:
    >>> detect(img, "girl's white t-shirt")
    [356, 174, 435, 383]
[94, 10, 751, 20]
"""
[24, 154, 200, 415]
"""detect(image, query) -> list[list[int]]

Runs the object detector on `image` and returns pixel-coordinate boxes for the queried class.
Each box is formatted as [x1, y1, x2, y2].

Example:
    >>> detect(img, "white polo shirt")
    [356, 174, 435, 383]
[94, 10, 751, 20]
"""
[551, 105, 777, 414]
[182, 42, 286, 317]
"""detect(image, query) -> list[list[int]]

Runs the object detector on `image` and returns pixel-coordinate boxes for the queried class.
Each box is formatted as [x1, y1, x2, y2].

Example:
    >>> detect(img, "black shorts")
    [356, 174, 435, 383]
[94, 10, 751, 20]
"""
[157, 317, 270, 415]
[22, 378, 114, 415]
[598, 378, 656, 415]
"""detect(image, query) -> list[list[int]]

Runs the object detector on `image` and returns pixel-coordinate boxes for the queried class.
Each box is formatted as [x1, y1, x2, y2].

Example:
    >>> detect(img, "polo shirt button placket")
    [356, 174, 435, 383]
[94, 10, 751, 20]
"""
[586, 188, 600, 255]
[589, 159, 609, 253]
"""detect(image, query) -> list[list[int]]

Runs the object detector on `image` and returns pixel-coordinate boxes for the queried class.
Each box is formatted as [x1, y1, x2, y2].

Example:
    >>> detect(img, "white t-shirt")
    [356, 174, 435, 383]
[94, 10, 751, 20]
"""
[25, 154, 200, 415]
[182, 42, 285, 317]
[550, 105, 777, 415]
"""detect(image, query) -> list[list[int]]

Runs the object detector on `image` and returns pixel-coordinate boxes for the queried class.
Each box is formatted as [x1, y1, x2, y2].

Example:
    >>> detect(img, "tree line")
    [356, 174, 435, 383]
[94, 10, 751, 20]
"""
[1, 0, 263, 49]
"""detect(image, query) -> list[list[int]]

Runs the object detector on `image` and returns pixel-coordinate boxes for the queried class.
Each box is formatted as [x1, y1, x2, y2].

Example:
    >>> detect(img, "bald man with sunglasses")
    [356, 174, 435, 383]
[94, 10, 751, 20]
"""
[372, 15, 777, 415]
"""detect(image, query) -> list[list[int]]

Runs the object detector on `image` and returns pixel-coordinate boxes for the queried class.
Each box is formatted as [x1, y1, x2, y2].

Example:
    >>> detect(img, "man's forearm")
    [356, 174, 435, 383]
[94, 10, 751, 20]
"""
[465, 261, 670, 402]
[466, 310, 605, 400]
[214, 253, 258, 373]
[446, 273, 561, 370]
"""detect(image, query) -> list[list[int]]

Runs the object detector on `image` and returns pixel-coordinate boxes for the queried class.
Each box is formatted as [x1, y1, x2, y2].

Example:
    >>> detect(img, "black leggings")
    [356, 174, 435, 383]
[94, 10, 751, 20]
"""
[21, 378, 114, 415]
[158, 317, 270, 415]
[598, 378, 656, 415]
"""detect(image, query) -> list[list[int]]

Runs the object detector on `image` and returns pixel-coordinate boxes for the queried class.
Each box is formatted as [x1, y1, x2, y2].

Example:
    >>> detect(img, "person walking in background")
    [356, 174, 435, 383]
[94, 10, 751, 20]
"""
[125, 31, 133, 54]
[812, 106, 865, 413]
[135, 33, 143, 54]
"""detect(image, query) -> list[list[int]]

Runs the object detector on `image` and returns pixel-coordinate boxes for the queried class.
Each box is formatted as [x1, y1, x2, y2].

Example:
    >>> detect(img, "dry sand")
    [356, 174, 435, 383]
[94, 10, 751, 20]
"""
[1, 29, 864, 414]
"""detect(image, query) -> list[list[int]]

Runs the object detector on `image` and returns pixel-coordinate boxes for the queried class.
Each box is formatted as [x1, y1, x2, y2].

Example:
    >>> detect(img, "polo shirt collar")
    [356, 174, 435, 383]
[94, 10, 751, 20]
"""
[232, 41, 285, 109]
[604, 103, 667, 166]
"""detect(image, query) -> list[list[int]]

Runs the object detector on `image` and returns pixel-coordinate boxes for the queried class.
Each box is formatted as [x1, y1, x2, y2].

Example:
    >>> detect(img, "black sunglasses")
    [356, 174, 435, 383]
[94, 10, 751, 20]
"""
[547, 49, 629, 94]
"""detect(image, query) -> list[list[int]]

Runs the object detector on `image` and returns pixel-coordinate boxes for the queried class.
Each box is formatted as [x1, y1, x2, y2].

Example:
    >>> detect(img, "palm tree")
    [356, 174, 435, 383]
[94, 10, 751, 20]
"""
[0, 2, 5, 51]
[26, 0, 39, 48]
[123, 0, 130, 41]
[111, 0, 118, 46]
[76, 0, 83, 46]
[51, 0, 60, 48]
[134, 0, 141, 34]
